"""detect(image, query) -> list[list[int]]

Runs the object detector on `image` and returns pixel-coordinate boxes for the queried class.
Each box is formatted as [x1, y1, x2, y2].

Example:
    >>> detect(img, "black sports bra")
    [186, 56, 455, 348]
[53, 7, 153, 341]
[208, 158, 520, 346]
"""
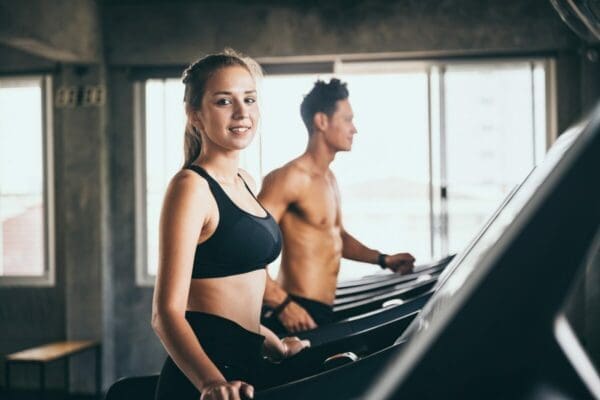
[188, 165, 282, 279]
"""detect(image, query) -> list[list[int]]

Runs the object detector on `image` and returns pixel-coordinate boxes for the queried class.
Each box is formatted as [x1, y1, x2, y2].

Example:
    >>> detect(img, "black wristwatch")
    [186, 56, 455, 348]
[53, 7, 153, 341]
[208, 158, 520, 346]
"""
[377, 253, 389, 270]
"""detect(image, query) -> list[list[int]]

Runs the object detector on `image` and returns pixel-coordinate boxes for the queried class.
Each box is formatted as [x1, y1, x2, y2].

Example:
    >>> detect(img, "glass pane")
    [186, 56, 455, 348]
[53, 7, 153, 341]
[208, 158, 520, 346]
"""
[444, 63, 542, 254]
[145, 79, 186, 275]
[0, 80, 45, 276]
[334, 72, 430, 280]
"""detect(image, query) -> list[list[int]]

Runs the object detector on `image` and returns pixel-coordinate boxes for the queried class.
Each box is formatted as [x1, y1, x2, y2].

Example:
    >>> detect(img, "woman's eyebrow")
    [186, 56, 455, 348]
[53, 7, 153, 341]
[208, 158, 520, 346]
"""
[211, 90, 257, 96]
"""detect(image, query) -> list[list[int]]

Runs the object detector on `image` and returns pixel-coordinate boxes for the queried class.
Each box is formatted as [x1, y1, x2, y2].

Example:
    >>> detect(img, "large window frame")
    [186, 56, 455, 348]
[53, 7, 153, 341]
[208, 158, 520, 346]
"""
[0, 75, 55, 287]
[133, 56, 556, 286]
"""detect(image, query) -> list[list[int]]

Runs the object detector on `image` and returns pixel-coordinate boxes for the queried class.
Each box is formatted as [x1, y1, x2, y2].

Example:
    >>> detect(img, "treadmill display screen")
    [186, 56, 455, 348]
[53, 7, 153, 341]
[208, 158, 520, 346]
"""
[401, 120, 587, 339]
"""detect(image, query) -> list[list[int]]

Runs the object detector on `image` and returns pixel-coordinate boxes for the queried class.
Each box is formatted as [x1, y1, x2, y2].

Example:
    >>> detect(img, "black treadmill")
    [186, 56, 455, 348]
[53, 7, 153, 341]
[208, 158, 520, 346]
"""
[332, 274, 438, 319]
[335, 255, 454, 295]
[263, 292, 432, 384]
[256, 104, 600, 399]
[264, 260, 448, 334]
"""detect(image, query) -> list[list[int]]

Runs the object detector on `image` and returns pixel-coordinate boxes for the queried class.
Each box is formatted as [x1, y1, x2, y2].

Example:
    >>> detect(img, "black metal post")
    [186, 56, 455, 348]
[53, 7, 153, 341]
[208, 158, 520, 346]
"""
[39, 362, 46, 400]
[65, 357, 70, 395]
[95, 345, 102, 399]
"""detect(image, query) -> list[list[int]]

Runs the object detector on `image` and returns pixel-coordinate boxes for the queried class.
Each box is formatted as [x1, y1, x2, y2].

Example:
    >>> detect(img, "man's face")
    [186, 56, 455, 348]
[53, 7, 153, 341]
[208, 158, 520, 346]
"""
[323, 99, 357, 152]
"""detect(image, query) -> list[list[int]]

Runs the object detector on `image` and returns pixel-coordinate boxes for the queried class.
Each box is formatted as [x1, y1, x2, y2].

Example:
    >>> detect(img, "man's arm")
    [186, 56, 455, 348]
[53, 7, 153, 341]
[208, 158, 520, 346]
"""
[341, 228, 416, 274]
[340, 229, 380, 264]
[258, 167, 318, 332]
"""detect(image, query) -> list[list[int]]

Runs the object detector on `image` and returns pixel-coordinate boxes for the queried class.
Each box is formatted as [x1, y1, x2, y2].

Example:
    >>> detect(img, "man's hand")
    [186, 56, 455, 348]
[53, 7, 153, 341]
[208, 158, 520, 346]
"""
[200, 380, 254, 400]
[278, 301, 318, 333]
[385, 253, 416, 274]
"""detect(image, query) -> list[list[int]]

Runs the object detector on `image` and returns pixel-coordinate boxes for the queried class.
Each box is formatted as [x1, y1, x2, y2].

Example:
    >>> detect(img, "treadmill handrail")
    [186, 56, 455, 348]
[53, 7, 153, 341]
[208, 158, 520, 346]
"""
[335, 262, 446, 297]
[298, 291, 433, 347]
[336, 254, 454, 290]
[333, 277, 437, 313]
[334, 270, 442, 306]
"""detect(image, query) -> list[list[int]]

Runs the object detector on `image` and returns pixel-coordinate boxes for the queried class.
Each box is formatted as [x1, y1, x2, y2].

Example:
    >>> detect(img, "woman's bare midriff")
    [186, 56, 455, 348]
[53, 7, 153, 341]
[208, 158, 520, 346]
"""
[187, 269, 266, 333]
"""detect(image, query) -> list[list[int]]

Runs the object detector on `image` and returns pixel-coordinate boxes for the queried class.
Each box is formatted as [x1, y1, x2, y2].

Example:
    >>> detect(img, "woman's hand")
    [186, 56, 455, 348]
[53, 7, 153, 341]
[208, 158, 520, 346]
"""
[200, 380, 254, 400]
[263, 335, 310, 363]
[281, 336, 310, 358]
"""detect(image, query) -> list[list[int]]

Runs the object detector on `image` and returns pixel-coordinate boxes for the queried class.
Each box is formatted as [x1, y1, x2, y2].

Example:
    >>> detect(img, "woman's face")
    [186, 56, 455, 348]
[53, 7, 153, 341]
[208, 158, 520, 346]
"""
[194, 65, 259, 152]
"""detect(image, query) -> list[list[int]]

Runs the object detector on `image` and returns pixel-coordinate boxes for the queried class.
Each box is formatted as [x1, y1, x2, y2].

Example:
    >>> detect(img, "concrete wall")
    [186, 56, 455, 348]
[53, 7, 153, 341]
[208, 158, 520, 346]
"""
[0, 44, 55, 74]
[103, 0, 578, 65]
[0, 0, 102, 62]
[0, 0, 598, 394]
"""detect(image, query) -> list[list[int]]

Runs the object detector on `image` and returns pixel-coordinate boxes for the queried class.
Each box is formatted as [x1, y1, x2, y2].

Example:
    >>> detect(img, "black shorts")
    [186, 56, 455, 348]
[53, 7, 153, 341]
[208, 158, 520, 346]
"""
[155, 311, 273, 399]
[261, 294, 336, 334]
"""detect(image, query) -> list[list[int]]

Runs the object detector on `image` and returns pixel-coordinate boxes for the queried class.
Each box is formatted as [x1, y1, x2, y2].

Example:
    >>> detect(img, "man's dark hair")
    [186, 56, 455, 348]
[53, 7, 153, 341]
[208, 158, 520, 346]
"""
[300, 78, 349, 135]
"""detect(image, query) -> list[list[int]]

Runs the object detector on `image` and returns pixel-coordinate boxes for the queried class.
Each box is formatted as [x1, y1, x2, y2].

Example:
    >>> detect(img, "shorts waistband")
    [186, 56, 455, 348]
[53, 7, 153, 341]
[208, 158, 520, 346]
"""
[185, 311, 265, 341]
[289, 294, 333, 311]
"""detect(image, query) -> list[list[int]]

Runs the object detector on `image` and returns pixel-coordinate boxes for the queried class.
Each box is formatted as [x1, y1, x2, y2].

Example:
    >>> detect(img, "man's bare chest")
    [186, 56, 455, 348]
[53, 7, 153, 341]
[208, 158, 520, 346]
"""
[293, 179, 339, 227]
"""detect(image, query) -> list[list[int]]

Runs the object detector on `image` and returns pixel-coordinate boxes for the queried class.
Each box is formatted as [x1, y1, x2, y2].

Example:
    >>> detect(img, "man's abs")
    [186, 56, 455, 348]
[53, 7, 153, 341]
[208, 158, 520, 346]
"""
[278, 216, 342, 304]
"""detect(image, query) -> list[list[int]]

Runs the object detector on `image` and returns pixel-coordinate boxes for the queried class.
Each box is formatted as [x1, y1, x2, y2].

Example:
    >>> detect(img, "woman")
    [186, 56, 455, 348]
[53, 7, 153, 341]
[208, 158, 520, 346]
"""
[152, 50, 309, 400]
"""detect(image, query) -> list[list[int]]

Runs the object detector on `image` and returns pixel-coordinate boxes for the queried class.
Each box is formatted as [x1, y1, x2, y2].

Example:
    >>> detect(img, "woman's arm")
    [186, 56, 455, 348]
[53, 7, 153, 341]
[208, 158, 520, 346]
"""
[260, 324, 310, 362]
[151, 171, 226, 391]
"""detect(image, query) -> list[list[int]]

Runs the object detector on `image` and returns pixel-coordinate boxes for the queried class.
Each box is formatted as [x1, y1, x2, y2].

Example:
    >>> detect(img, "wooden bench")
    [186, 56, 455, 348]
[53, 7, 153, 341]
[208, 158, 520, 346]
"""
[5, 340, 101, 398]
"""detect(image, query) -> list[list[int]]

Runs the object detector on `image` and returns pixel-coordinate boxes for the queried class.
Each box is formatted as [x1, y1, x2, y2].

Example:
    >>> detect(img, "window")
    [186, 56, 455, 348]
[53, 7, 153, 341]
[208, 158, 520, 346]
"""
[438, 61, 549, 255]
[136, 58, 553, 283]
[0, 76, 54, 286]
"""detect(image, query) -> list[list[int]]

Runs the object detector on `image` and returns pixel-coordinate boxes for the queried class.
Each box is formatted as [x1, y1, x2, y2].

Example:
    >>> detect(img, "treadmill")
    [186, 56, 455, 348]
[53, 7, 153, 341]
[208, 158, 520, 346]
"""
[263, 258, 450, 334]
[335, 255, 454, 295]
[256, 104, 600, 399]
[332, 274, 438, 319]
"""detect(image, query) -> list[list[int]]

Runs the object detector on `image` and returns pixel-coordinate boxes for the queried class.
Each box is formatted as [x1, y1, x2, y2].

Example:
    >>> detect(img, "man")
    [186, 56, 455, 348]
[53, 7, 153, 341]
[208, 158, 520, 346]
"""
[258, 79, 415, 333]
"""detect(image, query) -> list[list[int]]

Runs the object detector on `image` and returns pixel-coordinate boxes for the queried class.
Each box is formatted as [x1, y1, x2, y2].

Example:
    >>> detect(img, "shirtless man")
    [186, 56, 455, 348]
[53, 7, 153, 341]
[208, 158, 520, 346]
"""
[258, 79, 415, 333]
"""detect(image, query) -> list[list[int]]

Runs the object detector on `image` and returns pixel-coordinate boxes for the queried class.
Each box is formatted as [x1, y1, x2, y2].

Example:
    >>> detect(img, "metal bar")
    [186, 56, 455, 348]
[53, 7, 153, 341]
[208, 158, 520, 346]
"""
[64, 357, 69, 395]
[530, 62, 537, 167]
[39, 362, 46, 400]
[439, 66, 449, 255]
[95, 345, 102, 398]
[427, 66, 435, 258]
[5, 362, 10, 393]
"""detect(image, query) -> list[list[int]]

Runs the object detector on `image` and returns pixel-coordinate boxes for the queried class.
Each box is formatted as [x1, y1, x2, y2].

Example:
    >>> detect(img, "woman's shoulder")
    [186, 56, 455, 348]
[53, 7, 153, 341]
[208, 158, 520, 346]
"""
[166, 168, 212, 201]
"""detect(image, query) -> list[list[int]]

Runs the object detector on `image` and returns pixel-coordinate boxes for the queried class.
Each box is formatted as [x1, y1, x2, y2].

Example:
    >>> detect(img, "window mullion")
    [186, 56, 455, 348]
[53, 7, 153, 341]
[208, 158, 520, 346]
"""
[438, 65, 449, 256]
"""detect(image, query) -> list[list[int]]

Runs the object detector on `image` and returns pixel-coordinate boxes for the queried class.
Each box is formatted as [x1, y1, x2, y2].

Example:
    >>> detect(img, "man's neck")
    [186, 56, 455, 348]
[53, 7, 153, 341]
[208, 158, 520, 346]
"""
[304, 135, 336, 173]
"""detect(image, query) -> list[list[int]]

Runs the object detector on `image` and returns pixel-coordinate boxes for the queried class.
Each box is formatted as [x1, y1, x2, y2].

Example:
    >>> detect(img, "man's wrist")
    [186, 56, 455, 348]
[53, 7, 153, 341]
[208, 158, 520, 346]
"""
[265, 284, 290, 308]
[377, 252, 389, 269]
[265, 294, 293, 319]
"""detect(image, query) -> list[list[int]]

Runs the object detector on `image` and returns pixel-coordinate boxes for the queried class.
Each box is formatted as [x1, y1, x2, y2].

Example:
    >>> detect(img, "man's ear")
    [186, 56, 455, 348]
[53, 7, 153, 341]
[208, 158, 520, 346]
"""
[313, 112, 328, 132]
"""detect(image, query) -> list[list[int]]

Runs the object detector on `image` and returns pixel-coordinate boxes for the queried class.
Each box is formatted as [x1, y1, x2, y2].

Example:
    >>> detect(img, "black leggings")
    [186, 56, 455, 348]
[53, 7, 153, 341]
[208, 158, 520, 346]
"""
[155, 312, 271, 399]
